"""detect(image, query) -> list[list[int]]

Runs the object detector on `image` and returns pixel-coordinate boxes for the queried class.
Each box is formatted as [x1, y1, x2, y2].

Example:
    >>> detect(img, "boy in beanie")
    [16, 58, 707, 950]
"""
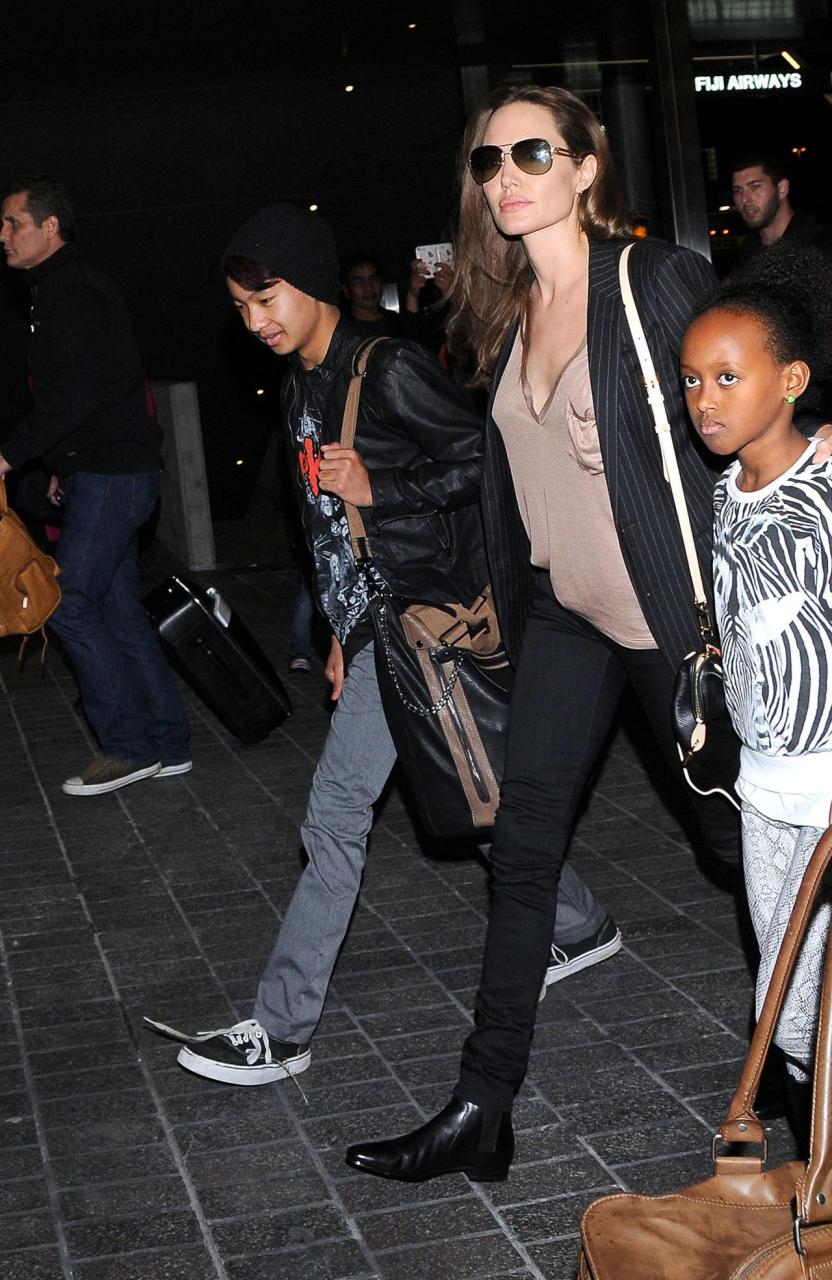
[145, 204, 614, 1088]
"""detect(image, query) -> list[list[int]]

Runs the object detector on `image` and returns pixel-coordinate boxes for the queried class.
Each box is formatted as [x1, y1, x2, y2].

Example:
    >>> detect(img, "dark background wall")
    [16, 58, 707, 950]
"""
[0, 1, 466, 517]
[4, 0, 830, 517]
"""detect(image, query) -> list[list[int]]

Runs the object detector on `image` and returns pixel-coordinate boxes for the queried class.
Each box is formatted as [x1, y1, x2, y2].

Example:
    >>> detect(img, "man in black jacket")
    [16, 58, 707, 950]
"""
[0, 176, 190, 794]
[151, 203, 619, 1089]
[731, 151, 832, 266]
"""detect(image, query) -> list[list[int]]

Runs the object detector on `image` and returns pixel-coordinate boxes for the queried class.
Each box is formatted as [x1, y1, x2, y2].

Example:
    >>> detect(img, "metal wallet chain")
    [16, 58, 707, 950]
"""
[374, 597, 466, 718]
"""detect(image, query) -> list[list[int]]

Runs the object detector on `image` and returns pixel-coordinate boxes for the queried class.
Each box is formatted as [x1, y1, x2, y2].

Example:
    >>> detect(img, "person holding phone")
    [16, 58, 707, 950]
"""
[345, 82, 746, 1185]
[340, 250, 440, 346]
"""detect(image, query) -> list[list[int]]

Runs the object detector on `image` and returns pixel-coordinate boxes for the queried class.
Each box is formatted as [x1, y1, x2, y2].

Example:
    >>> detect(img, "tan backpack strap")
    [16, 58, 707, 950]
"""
[0, 475, 9, 514]
[717, 826, 832, 1154]
[339, 337, 391, 565]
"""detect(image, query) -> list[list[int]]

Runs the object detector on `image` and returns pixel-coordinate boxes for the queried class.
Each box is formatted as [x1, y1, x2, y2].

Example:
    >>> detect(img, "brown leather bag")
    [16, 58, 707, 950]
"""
[0, 476, 61, 647]
[579, 824, 832, 1279]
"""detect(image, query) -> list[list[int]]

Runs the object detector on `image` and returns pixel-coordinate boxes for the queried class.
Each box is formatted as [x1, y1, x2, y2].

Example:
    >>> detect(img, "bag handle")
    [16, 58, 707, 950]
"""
[617, 243, 715, 647]
[0, 474, 9, 515]
[801, 909, 832, 1232]
[338, 336, 391, 567]
[714, 826, 832, 1190]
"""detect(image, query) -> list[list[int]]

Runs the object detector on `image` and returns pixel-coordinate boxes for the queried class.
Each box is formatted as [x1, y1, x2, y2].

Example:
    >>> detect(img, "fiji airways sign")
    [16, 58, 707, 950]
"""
[695, 71, 803, 92]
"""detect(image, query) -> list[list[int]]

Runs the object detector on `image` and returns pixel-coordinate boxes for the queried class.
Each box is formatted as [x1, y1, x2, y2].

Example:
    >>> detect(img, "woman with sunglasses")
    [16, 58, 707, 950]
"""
[345, 83, 741, 1183]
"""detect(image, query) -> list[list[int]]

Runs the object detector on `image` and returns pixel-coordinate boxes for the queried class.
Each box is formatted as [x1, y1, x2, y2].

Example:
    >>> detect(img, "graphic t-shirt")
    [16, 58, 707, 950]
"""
[289, 388, 373, 647]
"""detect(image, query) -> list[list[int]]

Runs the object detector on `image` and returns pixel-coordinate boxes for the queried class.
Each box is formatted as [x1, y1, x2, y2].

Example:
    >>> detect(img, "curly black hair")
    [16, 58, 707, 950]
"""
[691, 241, 832, 415]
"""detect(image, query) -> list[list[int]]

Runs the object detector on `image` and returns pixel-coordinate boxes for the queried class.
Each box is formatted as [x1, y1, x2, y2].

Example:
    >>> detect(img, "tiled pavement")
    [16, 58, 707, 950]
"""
[0, 555, 797, 1280]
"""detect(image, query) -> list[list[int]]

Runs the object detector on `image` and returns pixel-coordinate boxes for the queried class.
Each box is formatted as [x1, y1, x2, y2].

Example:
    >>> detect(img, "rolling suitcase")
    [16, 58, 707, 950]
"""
[144, 575, 291, 744]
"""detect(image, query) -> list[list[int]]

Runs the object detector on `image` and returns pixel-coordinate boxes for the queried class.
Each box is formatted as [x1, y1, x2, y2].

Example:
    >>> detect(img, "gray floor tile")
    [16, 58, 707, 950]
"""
[0, 557, 763, 1280]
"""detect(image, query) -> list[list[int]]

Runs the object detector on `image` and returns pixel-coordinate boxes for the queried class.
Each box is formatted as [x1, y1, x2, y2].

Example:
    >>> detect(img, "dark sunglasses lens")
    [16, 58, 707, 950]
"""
[513, 139, 553, 174]
[469, 146, 502, 184]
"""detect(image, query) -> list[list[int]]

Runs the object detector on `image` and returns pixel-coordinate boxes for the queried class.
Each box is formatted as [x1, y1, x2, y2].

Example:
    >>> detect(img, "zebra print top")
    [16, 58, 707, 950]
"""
[714, 440, 832, 825]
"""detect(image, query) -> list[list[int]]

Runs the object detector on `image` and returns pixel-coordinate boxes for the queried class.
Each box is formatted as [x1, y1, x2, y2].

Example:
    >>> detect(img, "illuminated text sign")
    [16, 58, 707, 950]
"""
[695, 72, 803, 92]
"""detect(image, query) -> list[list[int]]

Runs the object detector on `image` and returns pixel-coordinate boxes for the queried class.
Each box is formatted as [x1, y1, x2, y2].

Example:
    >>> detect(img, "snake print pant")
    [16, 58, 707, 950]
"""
[742, 805, 829, 1082]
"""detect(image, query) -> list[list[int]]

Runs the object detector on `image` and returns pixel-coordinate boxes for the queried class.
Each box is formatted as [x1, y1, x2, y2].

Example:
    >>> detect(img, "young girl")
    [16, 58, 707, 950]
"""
[680, 242, 832, 1140]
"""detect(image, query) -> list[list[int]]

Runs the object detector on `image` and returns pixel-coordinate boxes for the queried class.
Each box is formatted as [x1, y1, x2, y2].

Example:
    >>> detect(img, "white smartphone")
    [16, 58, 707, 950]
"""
[415, 242, 454, 278]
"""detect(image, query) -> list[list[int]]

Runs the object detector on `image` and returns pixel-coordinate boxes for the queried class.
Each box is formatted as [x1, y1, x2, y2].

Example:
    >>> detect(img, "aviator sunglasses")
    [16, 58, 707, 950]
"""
[468, 137, 583, 185]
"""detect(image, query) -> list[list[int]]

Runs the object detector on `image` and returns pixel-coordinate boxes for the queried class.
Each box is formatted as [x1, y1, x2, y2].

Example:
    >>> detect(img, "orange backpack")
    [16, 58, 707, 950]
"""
[0, 476, 61, 651]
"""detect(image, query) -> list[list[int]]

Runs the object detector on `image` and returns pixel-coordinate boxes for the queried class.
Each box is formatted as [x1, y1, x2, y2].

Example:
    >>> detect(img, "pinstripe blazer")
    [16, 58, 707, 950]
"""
[481, 235, 720, 670]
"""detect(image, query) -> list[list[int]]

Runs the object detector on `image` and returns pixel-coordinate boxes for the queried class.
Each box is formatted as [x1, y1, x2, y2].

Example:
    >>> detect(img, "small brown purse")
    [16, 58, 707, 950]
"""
[578, 823, 832, 1279]
[0, 475, 61, 656]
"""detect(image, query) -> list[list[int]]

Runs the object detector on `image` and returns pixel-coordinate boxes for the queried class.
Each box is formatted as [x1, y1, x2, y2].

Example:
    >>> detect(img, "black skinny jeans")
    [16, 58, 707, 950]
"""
[455, 570, 741, 1111]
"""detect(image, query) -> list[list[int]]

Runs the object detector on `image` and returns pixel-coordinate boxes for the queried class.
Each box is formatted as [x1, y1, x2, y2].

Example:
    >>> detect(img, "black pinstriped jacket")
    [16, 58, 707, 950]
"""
[481, 235, 721, 671]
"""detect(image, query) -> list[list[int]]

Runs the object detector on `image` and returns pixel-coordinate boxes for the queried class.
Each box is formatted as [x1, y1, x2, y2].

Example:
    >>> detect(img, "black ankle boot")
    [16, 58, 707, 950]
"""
[344, 1097, 514, 1183]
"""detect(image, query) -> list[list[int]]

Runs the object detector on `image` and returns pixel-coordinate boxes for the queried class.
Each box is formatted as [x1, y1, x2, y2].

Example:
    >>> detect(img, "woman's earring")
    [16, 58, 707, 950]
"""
[786, 394, 797, 404]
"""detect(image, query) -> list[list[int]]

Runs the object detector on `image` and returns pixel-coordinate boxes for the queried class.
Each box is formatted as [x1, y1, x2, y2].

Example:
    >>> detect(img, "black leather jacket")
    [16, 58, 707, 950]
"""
[280, 316, 489, 605]
[1, 243, 161, 478]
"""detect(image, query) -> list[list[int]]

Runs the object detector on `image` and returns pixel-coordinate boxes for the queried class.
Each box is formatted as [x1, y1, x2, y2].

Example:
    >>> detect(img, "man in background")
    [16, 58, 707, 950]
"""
[731, 151, 832, 264]
[340, 250, 443, 344]
[0, 176, 190, 794]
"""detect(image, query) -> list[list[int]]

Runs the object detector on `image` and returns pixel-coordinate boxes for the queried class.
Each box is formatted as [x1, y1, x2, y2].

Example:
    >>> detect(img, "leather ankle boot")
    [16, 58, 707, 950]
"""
[344, 1097, 514, 1183]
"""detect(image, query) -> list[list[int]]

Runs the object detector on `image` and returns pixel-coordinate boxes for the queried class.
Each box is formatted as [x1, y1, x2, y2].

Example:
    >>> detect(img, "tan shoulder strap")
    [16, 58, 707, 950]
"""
[618, 243, 716, 646]
[338, 337, 391, 565]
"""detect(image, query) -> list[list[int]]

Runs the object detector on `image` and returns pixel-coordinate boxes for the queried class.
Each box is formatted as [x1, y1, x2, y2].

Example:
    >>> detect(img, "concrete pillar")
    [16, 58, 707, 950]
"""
[602, 68, 658, 224]
[151, 380, 216, 571]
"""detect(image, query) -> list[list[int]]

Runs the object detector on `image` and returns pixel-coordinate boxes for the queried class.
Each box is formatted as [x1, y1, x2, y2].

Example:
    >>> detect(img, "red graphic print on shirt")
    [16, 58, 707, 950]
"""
[299, 437, 321, 497]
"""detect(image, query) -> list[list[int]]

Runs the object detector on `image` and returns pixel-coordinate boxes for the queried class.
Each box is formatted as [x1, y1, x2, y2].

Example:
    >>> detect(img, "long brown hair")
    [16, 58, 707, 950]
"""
[447, 83, 630, 385]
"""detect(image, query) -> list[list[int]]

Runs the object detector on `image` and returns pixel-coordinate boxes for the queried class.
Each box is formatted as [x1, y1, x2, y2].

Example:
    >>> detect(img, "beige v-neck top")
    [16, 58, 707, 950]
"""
[492, 327, 656, 648]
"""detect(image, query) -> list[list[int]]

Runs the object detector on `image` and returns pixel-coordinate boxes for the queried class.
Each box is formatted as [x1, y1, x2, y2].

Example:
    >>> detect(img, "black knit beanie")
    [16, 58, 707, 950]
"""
[222, 203, 340, 304]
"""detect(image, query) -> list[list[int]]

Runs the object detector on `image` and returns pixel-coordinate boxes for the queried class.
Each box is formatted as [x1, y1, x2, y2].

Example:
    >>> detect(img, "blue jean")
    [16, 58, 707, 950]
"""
[253, 642, 605, 1044]
[49, 470, 190, 765]
[289, 571, 315, 660]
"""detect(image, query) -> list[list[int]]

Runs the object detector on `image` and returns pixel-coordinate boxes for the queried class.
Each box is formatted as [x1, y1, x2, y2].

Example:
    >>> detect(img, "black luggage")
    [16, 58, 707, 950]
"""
[144, 575, 291, 744]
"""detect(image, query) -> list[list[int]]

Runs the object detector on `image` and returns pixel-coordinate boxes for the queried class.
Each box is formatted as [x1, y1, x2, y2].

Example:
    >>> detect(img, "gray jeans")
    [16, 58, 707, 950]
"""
[253, 642, 606, 1044]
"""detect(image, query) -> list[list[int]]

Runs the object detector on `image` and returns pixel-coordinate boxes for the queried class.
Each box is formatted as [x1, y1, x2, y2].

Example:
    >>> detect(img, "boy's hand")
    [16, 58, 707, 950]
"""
[319, 445, 373, 507]
[325, 635, 344, 701]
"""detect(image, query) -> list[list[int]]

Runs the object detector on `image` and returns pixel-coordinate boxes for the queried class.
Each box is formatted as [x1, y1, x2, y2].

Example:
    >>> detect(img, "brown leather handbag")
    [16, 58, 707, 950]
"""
[579, 824, 832, 1279]
[0, 476, 61, 652]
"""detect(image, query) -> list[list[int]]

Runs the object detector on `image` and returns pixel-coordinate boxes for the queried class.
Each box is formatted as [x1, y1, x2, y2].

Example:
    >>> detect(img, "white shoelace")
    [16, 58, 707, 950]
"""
[223, 1020, 273, 1065]
[212, 1019, 309, 1104]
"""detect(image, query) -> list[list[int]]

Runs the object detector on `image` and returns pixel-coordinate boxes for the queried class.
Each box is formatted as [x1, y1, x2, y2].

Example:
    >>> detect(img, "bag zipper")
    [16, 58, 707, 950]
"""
[692, 651, 707, 723]
[731, 1230, 796, 1278]
[433, 653, 492, 802]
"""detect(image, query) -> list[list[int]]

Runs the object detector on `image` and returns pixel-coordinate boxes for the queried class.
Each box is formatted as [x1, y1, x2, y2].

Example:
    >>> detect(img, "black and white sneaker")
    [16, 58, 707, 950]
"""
[173, 1019, 310, 1086]
[542, 915, 622, 993]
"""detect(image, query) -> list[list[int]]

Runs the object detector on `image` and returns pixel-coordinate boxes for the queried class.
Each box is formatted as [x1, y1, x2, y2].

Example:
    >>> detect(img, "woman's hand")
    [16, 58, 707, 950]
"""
[47, 475, 63, 506]
[325, 635, 344, 701]
[319, 445, 373, 507]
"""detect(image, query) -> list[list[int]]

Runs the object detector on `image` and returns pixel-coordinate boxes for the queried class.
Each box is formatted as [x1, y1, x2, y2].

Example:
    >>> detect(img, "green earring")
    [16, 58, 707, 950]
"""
[786, 394, 796, 404]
